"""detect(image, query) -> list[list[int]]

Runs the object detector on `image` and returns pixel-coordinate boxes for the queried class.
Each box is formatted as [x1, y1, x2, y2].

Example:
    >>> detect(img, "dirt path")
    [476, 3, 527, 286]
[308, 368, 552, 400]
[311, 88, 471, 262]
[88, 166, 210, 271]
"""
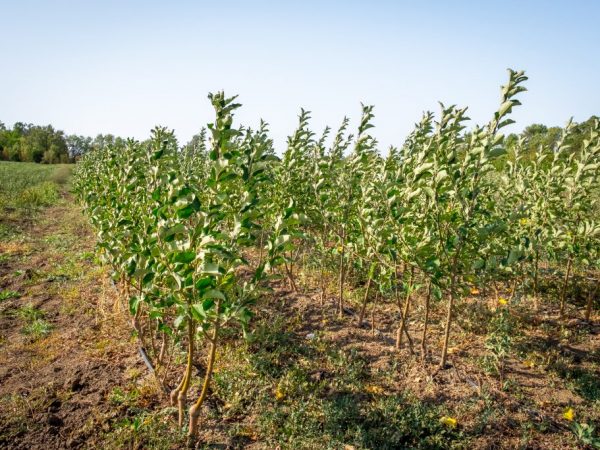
[0, 195, 146, 449]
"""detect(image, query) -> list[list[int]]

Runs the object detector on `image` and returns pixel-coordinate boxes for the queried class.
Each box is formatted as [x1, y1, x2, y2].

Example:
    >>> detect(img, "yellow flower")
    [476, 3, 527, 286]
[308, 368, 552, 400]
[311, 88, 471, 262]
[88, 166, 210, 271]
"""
[523, 359, 535, 368]
[519, 218, 529, 226]
[365, 385, 384, 395]
[563, 407, 575, 421]
[498, 297, 508, 306]
[440, 416, 458, 428]
[470, 288, 480, 295]
[275, 386, 285, 401]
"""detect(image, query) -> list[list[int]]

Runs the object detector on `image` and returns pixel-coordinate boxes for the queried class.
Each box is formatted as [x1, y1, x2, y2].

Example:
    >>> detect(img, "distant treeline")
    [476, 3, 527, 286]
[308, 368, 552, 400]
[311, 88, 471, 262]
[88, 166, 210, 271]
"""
[0, 121, 127, 164]
[1, 115, 598, 164]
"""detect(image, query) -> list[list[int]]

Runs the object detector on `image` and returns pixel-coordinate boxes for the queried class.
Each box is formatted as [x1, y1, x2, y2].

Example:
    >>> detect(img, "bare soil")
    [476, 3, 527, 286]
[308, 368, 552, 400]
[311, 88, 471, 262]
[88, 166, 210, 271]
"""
[0, 198, 149, 449]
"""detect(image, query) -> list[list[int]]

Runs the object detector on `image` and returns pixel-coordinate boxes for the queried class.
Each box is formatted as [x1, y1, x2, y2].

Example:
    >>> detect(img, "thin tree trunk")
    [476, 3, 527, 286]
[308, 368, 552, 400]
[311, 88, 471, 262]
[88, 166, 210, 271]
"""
[585, 279, 597, 321]
[393, 264, 414, 352]
[188, 309, 220, 441]
[319, 265, 326, 307]
[440, 266, 458, 369]
[157, 327, 167, 366]
[358, 272, 373, 325]
[257, 230, 264, 269]
[169, 317, 195, 428]
[371, 292, 377, 336]
[396, 267, 415, 350]
[533, 248, 540, 311]
[338, 229, 346, 318]
[560, 257, 573, 319]
[283, 260, 298, 292]
[421, 280, 432, 362]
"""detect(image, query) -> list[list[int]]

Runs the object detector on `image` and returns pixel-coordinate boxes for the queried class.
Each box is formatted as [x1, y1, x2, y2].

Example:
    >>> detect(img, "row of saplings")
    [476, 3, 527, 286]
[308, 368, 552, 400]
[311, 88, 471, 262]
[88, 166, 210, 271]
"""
[75, 71, 600, 445]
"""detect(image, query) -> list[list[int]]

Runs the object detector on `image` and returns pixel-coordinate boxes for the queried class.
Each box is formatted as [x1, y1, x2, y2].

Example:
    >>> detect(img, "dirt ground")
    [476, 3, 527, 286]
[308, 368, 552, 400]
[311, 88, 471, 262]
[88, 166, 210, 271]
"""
[0, 196, 150, 449]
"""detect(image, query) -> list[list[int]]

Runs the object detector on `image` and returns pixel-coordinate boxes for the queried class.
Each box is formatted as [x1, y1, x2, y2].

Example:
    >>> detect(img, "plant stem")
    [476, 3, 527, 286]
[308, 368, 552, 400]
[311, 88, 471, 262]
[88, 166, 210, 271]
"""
[421, 280, 432, 362]
[560, 257, 573, 319]
[188, 304, 221, 441]
[338, 228, 346, 318]
[440, 258, 459, 369]
[585, 278, 597, 321]
[169, 317, 194, 428]
[358, 271, 372, 325]
[396, 266, 415, 350]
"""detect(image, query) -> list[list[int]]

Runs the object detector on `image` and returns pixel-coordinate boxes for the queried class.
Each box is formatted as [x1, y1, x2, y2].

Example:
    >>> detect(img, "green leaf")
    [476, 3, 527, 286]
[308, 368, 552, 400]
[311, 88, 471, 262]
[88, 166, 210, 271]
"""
[177, 196, 201, 219]
[195, 277, 214, 291]
[203, 289, 225, 301]
[488, 147, 507, 159]
[191, 298, 216, 319]
[129, 295, 141, 315]
[173, 251, 196, 264]
[202, 262, 222, 275]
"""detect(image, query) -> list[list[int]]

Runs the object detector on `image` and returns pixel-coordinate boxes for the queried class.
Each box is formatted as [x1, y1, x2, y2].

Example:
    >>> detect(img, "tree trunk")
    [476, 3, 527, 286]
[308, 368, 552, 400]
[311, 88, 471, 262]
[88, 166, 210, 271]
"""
[188, 306, 221, 441]
[560, 257, 573, 319]
[358, 272, 372, 325]
[283, 260, 298, 293]
[169, 317, 195, 428]
[319, 265, 326, 307]
[585, 279, 597, 321]
[533, 249, 540, 311]
[440, 270, 457, 369]
[338, 229, 346, 318]
[396, 267, 415, 350]
[371, 292, 377, 336]
[421, 280, 432, 362]
[257, 230, 264, 269]
[392, 264, 414, 353]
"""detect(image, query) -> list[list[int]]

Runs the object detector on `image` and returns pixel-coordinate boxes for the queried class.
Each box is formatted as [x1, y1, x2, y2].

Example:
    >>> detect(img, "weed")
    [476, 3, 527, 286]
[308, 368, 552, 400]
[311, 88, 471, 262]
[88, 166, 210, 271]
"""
[15, 304, 53, 339]
[109, 386, 139, 406]
[22, 319, 54, 338]
[0, 290, 20, 301]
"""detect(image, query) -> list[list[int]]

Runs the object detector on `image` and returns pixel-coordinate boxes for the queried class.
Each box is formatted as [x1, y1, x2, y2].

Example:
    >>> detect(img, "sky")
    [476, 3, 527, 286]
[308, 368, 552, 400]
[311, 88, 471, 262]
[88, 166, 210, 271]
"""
[1, 0, 599, 152]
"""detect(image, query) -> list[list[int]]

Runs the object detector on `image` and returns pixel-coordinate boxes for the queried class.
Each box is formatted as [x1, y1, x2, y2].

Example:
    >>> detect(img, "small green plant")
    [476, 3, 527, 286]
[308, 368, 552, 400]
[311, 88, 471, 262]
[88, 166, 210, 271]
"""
[109, 387, 139, 405]
[17, 304, 45, 321]
[571, 422, 600, 449]
[484, 305, 514, 385]
[18, 181, 59, 208]
[17, 304, 53, 339]
[22, 319, 54, 339]
[0, 290, 20, 301]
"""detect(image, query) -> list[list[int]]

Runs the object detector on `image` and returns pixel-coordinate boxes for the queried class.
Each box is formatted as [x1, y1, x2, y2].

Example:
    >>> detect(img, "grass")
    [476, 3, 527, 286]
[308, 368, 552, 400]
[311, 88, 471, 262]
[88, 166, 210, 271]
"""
[0, 162, 72, 236]
[16, 304, 53, 339]
[95, 316, 465, 449]
[0, 290, 20, 301]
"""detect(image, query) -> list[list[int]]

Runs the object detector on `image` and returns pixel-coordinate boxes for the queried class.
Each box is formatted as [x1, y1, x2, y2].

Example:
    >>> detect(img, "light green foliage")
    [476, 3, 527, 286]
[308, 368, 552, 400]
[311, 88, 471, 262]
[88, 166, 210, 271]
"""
[0, 162, 71, 237]
[0, 162, 68, 208]
[74, 91, 286, 437]
[0, 290, 20, 301]
[73, 70, 600, 440]
[16, 304, 53, 339]
[0, 123, 70, 163]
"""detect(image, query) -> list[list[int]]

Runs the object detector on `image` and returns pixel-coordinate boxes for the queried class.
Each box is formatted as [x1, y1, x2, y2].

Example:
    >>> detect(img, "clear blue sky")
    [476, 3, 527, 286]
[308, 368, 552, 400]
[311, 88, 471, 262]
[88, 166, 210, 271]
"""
[1, 0, 599, 151]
